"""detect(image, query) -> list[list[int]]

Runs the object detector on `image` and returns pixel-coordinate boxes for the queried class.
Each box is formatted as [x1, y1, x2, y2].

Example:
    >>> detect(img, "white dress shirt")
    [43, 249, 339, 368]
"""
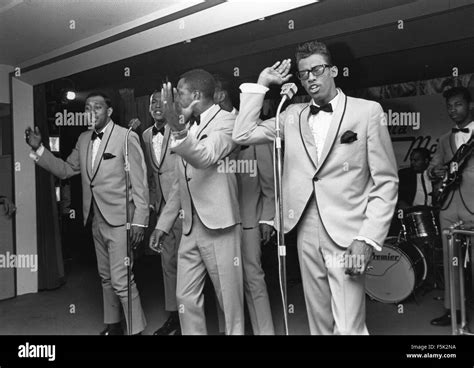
[151, 127, 165, 164]
[91, 121, 112, 168]
[454, 121, 474, 149]
[239, 83, 380, 251]
[308, 93, 340, 162]
[412, 170, 432, 206]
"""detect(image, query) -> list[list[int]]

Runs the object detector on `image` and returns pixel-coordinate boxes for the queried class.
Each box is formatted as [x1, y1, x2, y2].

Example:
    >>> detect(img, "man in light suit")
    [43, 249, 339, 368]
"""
[428, 86, 474, 326]
[26, 92, 149, 335]
[140, 90, 181, 335]
[233, 41, 399, 335]
[149, 70, 244, 335]
[214, 75, 275, 335]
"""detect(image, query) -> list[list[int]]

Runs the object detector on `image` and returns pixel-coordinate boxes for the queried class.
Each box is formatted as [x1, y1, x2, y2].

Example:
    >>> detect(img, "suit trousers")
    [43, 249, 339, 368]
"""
[161, 218, 181, 311]
[91, 201, 147, 334]
[439, 190, 474, 310]
[296, 196, 368, 335]
[241, 226, 275, 335]
[176, 213, 244, 335]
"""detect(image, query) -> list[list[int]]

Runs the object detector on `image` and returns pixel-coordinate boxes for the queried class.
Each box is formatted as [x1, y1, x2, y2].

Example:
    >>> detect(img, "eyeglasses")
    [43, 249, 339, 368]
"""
[297, 64, 332, 80]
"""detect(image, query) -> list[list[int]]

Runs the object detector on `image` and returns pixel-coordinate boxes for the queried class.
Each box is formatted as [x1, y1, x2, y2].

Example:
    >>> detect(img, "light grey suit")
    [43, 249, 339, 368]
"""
[233, 88, 398, 334]
[142, 125, 181, 312]
[33, 121, 149, 334]
[156, 104, 244, 335]
[237, 143, 275, 335]
[428, 130, 474, 310]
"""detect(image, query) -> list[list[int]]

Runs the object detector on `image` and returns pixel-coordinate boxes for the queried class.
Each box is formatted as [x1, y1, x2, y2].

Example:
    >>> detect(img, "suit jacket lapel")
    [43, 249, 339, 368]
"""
[85, 133, 93, 181]
[147, 128, 160, 171]
[159, 125, 171, 166]
[315, 90, 347, 174]
[449, 132, 457, 156]
[196, 105, 221, 139]
[298, 104, 318, 169]
[91, 122, 115, 180]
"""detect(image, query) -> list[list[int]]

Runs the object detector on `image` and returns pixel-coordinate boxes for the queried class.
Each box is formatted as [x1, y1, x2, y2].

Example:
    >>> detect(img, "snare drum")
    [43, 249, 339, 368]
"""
[365, 237, 427, 303]
[402, 205, 440, 244]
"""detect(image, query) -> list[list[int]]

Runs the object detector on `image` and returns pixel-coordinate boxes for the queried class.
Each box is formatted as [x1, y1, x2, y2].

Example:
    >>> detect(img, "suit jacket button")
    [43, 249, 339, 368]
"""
[313, 176, 319, 182]
[187, 178, 191, 182]
[90, 184, 94, 188]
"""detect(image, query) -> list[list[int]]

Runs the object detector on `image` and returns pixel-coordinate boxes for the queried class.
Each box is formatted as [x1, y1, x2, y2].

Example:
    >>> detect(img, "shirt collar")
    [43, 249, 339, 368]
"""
[456, 121, 474, 130]
[198, 104, 220, 125]
[311, 90, 339, 109]
[95, 119, 112, 134]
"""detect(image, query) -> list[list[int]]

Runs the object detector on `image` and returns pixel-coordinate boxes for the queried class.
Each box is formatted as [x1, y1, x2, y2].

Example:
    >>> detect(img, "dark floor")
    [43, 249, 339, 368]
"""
[0, 234, 469, 335]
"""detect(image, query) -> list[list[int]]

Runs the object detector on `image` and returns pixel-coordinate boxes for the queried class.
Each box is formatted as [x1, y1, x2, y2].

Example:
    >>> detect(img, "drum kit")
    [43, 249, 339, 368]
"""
[365, 205, 442, 303]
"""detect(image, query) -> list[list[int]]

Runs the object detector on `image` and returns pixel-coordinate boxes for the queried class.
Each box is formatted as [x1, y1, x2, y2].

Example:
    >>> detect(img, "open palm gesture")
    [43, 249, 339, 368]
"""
[161, 82, 197, 132]
[257, 59, 293, 88]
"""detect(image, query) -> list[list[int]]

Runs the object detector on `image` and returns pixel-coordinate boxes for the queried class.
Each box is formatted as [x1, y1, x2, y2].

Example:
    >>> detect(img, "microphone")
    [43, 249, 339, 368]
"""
[128, 118, 141, 131]
[280, 83, 298, 101]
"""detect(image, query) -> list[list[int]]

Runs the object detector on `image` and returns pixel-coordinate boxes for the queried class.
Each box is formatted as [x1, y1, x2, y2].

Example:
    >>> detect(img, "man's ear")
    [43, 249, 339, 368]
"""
[330, 66, 338, 78]
[214, 90, 225, 104]
[107, 107, 113, 117]
[192, 90, 201, 101]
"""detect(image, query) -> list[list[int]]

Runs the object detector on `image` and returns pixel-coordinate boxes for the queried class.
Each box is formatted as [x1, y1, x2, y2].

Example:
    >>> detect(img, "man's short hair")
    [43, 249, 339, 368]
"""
[295, 40, 332, 65]
[86, 92, 112, 108]
[443, 86, 472, 104]
[411, 147, 431, 161]
[179, 69, 216, 100]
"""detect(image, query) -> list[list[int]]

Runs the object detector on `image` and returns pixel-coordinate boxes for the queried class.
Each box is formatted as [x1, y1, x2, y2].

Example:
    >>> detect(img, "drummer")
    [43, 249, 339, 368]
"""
[388, 148, 433, 237]
[398, 148, 433, 209]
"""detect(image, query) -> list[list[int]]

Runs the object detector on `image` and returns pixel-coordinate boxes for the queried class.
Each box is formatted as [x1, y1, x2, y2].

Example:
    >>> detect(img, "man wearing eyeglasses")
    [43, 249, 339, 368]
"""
[233, 41, 398, 335]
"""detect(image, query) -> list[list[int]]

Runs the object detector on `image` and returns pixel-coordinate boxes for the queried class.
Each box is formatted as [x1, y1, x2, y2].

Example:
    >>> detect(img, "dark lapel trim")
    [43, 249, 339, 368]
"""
[159, 125, 171, 166]
[90, 123, 115, 183]
[86, 134, 93, 181]
[315, 93, 347, 175]
[298, 104, 317, 169]
[146, 129, 160, 172]
[196, 107, 222, 140]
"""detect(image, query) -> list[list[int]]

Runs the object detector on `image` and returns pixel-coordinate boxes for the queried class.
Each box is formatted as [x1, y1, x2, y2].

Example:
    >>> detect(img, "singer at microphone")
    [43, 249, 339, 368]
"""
[25, 92, 150, 335]
[232, 41, 398, 336]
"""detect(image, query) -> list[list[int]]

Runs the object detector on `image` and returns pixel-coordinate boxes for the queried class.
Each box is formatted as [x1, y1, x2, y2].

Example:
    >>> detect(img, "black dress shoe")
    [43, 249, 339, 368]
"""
[153, 315, 181, 335]
[100, 324, 124, 335]
[430, 310, 461, 326]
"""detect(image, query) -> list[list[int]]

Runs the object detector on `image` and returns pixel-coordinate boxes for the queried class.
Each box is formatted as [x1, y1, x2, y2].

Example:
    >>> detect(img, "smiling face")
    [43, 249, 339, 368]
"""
[84, 95, 112, 131]
[297, 53, 338, 106]
[149, 91, 164, 122]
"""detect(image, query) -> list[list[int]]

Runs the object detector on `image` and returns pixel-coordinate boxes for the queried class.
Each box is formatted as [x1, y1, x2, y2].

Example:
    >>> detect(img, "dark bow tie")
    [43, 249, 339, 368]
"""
[152, 125, 165, 136]
[452, 127, 470, 134]
[91, 131, 104, 141]
[190, 115, 201, 126]
[310, 103, 333, 115]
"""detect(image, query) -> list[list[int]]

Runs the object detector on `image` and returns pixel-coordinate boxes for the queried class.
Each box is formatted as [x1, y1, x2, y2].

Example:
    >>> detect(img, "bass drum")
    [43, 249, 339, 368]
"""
[365, 237, 427, 303]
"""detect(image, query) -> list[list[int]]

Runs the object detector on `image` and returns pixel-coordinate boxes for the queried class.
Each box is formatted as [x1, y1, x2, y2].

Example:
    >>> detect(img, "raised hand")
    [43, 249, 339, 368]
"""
[161, 82, 197, 132]
[25, 126, 42, 150]
[257, 59, 293, 88]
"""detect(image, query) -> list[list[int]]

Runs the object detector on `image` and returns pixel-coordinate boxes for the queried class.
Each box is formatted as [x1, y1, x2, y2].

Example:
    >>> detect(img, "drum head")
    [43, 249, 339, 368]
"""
[365, 237, 415, 303]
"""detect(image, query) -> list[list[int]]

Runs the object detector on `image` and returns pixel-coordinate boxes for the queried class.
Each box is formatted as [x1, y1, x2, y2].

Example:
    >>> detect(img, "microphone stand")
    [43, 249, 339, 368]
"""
[125, 127, 133, 336]
[274, 95, 289, 336]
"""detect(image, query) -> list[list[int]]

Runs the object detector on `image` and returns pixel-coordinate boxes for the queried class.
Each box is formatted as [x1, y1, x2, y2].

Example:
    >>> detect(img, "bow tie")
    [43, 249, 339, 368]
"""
[91, 131, 104, 141]
[190, 115, 201, 126]
[452, 127, 470, 134]
[309, 103, 333, 115]
[152, 125, 165, 136]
